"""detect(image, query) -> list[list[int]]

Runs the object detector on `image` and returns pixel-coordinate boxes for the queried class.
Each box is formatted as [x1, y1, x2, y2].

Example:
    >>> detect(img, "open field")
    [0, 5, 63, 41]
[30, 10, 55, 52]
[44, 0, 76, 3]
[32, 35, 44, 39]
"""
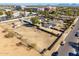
[0, 27, 41, 56]
[14, 26, 57, 52]
[0, 19, 57, 55]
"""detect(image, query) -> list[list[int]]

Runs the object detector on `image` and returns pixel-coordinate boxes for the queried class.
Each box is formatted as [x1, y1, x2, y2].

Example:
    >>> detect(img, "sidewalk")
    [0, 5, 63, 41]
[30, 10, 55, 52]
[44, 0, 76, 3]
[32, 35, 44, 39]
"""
[43, 17, 79, 56]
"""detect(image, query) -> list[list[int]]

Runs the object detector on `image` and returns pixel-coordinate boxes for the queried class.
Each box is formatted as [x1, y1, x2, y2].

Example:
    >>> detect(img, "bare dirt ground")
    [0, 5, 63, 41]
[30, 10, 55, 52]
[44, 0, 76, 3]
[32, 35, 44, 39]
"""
[14, 26, 57, 52]
[0, 27, 41, 56]
[0, 20, 57, 55]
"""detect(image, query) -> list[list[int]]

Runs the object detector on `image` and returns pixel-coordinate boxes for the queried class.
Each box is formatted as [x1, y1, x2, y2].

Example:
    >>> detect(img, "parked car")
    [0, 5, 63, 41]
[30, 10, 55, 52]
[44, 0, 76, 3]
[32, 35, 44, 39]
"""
[68, 50, 78, 56]
[51, 51, 58, 56]
[75, 30, 79, 37]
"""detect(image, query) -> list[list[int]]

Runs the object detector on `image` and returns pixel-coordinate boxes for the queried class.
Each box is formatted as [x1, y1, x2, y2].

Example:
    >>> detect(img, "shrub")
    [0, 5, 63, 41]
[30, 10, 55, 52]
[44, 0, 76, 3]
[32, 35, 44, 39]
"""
[0, 11, 3, 15]
[4, 32, 15, 38]
[27, 43, 36, 49]
[16, 42, 23, 46]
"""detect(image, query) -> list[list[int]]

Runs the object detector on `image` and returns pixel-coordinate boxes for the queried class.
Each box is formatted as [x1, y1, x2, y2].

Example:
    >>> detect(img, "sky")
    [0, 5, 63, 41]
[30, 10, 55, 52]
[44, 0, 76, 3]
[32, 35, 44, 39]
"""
[0, 0, 79, 3]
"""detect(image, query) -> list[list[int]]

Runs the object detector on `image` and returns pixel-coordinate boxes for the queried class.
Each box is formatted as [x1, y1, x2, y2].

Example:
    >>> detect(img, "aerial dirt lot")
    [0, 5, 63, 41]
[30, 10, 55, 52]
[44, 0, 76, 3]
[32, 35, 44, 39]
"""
[0, 27, 41, 56]
[0, 20, 57, 55]
[14, 26, 57, 52]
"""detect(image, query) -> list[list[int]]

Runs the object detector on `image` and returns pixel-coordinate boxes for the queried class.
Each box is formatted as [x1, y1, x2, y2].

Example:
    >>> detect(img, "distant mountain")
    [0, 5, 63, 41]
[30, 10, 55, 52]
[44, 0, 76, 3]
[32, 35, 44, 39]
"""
[0, 3, 79, 7]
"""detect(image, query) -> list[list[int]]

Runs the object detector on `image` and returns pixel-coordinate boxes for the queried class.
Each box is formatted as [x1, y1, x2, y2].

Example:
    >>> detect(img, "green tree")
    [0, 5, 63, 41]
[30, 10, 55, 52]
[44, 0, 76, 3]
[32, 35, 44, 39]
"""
[31, 17, 40, 25]
[42, 10, 49, 17]
[5, 11, 13, 18]
[38, 10, 49, 18]
[0, 11, 3, 15]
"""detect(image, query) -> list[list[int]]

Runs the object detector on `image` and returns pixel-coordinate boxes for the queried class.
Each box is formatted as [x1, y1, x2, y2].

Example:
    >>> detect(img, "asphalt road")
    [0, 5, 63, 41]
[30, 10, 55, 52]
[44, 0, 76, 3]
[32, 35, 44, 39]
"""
[58, 17, 79, 56]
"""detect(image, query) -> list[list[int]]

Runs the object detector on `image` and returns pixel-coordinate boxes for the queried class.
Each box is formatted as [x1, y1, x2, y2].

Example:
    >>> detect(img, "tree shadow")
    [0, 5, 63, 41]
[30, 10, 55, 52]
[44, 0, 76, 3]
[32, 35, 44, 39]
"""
[23, 23, 34, 27]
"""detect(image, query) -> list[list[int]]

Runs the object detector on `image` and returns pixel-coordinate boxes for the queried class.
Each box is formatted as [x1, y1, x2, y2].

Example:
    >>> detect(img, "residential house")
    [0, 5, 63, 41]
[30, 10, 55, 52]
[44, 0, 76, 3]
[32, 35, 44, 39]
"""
[12, 11, 21, 18]
[0, 14, 7, 21]
[37, 8, 45, 11]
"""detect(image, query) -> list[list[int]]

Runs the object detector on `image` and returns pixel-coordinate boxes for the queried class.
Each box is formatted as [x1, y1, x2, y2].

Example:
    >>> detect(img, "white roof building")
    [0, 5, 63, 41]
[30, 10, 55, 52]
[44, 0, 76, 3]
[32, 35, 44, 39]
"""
[37, 8, 45, 11]
[0, 14, 7, 21]
[12, 11, 20, 18]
